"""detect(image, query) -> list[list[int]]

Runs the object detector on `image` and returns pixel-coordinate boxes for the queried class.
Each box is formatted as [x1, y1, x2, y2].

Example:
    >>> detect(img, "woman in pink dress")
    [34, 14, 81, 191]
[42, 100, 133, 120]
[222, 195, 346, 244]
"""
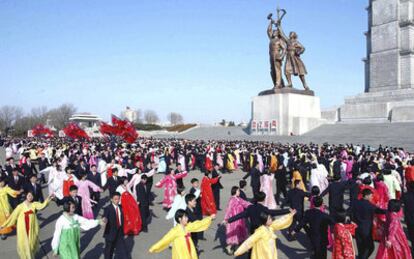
[155, 169, 188, 209]
[76, 173, 102, 219]
[376, 199, 412, 259]
[223, 186, 251, 255]
[260, 171, 277, 209]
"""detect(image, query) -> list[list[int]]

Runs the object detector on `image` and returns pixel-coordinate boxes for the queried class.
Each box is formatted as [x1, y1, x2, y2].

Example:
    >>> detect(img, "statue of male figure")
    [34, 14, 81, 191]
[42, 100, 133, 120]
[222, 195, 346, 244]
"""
[267, 16, 287, 89]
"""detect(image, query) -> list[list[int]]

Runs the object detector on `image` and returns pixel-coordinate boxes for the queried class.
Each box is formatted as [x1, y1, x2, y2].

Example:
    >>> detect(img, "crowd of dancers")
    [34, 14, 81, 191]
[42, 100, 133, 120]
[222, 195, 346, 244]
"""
[0, 137, 413, 259]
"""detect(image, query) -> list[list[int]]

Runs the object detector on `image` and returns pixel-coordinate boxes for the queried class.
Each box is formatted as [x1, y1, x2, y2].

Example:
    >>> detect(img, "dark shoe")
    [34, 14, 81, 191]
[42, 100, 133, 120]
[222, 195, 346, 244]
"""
[1, 235, 7, 240]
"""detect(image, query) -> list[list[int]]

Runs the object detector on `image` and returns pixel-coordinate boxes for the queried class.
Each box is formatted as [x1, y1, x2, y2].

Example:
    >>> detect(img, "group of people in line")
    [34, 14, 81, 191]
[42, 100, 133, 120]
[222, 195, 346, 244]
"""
[0, 137, 413, 259]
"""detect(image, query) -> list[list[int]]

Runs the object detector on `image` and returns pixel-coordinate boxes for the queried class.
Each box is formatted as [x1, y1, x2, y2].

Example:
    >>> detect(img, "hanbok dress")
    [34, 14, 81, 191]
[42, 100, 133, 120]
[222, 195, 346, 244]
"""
[155, 172, 188, 209]
[63, 174, 78, 197]
[51, 213, 100, 259]
[332, 222, 357, 259]
[0, 186, 19, 235]
[291, 170, 306, 191]
[374, 181, 389, 241]
[76, 179, 101, 219]
[116, 185, 142, 235]
[224, 196, 251, 245]
[166, 194, 187, 226]
[234, 213, 294, 259]
[260, 173, 277, 209]
[376, 212, 412, 259]
[1, 199, 50, 259]
[149, 217, 212, 259]
[200, 176, 220, 215]
[44, 166, 65, 200]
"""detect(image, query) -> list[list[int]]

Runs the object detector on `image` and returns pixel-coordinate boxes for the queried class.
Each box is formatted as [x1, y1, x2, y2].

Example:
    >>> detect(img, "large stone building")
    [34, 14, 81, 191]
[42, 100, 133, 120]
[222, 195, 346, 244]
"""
[334, 0, 414, 123]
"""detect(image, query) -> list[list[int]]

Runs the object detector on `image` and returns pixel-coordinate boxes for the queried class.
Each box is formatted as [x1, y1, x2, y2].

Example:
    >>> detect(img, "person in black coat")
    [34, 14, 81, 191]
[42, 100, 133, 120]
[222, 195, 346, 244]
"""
[23, 174, 44, 202]
[58, 185, 83, 216]
[294, 196, 335, 259]
[21, 158, 38, 180]
[174, 163, 186, 189]
[282, 180, 311, 235]
[238, 180, 248, 201]
[275, 153, 288, 205]
[102, 192, 128, 259]
[225, 191, 290, 233]
[352, 188, 386, 259]
[87, 165, 102, 203]
[7, 168, 24, 209]
[211, 164, 223, 210]
[185, 193, 200, 248]
[189, 178, 204, 240]
[242, 162, 262, 196]
[320, 174, 351, 218]
[403, 181, 414, 246]
[5, 157, 17, 176]
[136, 175, 150, 232]
[104, 168, 120, 197]
[37, 153, 49, 183]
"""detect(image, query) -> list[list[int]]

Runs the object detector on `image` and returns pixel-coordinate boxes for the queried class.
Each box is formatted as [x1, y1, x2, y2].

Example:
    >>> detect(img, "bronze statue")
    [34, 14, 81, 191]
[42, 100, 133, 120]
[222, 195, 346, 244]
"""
[267, 11, 286, 89]
[266, 8, 310, 91]
[279, 27, 309, 90]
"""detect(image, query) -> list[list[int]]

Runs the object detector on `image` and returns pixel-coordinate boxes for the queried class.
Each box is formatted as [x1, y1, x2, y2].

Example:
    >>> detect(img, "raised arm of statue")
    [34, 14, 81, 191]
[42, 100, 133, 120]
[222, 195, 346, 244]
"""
[267, 21, 274, 39]
[278, 25, 289, 44]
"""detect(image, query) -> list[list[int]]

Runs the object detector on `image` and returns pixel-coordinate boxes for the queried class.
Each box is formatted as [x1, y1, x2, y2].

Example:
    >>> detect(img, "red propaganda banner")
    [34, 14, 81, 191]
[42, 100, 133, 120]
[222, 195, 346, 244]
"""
[252, 121, 257, 129]
[63, 123, 90, 140]
[31, 124, 54, 138]
[271, 120, 277, 128]
[264, 121, 269, 128]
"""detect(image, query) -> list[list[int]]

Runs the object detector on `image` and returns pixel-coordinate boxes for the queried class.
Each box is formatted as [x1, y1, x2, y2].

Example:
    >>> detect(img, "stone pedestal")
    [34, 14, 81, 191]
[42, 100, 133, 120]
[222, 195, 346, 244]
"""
[251, 90, 323, 135]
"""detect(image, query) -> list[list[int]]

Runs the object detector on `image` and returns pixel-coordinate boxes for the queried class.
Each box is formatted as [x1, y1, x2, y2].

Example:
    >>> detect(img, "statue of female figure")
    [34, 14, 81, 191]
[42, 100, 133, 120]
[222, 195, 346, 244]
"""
[279, 27, 310, 90]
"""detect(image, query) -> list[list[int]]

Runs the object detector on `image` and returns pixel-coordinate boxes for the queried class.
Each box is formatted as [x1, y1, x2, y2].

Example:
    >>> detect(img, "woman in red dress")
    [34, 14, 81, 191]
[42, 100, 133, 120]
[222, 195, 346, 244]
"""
[117, 178, 142, 235]
[376, 199, 412, 259]
[332, 210, 357, 259]
[200, 171, 220, 216]
[374, 175, 390, 241]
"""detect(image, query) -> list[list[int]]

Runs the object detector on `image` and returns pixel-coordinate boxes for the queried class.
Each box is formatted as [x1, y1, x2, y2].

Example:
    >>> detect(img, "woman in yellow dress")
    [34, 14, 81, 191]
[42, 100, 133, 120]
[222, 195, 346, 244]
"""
[291, 169, 306, 191]
[234, 210, 295, 259]
[1, 190, 53, 259]
[0, 176, 22, 239]
[149, 209, 215, 259]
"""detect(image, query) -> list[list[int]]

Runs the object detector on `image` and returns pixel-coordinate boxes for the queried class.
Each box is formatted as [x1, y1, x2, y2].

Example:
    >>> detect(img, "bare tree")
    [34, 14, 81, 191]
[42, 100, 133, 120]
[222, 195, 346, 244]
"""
[47, 103, 77, 129]
[144, 110, 159, 124]
[0, 105, 24, 134]
[167, 112, 184, 125]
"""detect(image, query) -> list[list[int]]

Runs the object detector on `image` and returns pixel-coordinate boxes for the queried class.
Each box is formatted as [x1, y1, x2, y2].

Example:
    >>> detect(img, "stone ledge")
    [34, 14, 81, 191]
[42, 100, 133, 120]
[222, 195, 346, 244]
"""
[258, 87, 315, 96]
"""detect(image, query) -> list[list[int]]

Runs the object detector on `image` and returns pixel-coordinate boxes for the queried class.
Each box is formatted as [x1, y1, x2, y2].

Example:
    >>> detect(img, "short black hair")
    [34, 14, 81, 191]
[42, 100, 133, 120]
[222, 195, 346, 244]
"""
[177, 186, 185, 195]
[69, 185, 78, 192]
[311, 186, 320, 196]
[191, 178, 199, 184]
[362, 188, 373, 198]
[63, 201, 74, 212]
[362, 176, 372, 185]
[185, 193, 196, 204]
[388, 199, 401, 213]
[313, 196, 323, 208]
[239, 180, 247, 189]
[259, 211, 270, 225]
[254, 191, 266, 202]
[174, 209, 188, 224]
[111, 192, 121, 198]
[231, 186, 239, 196]
[141, 175, 148, 180]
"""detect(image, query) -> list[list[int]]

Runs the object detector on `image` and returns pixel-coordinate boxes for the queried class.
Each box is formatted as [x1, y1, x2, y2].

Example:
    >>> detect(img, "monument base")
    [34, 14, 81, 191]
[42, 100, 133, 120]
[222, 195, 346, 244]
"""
[251, 91, 323, 135]
[337, 89, 414, 123]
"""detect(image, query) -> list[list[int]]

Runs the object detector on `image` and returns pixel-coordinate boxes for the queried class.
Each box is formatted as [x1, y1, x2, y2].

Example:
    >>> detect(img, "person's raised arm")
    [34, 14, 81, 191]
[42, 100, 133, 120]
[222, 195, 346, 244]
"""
[267, 20, 274, 39]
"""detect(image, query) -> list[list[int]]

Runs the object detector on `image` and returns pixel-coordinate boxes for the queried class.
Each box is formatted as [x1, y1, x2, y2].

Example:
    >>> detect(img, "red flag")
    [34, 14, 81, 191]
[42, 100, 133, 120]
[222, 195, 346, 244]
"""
[99, 121, 116, 135]
[63, 123, 90, 140]
[31, 124, 54, 138]
[107, 115, 138, 143]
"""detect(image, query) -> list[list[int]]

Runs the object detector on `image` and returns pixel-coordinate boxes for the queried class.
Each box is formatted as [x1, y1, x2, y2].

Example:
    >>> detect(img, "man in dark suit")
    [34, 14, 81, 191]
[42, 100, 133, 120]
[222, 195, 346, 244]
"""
[211, 164, 223, 210]
[58, 185, 83, 216]
[104, 168, 120, 196]
[320, 174, 351, 218]
[185, 193, 200, 248]
[403, 181, 414, 246]
[275, 153, 288, 205]
[136, 175, 150, 232]
[225, 191, 290, 233]
[37, 153, 49, 183]
[238, 180, 248, 201]
[175, 163, 186, 189]
[7, 168, 24, 208]
[352, 188, 386, 259]
[21, 157, 38, 180]
[87, 165, 102, 203]
[294, 196, 335, 259]
[282, 179, 311, 235]
[242, 162, 262, 196]
[5, 157, 16, 176]
[24, 174, 44, 202]
[103, 192, 128, 259]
